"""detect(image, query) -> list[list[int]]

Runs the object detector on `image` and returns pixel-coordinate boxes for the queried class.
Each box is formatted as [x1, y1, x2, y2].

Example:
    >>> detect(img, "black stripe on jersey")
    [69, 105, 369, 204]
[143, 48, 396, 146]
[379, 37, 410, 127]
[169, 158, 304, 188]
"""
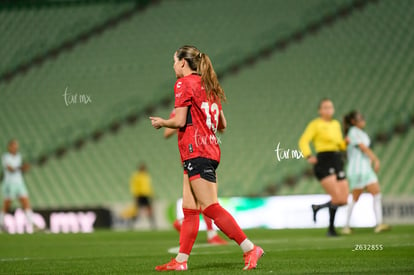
[186, 106, 192, 125]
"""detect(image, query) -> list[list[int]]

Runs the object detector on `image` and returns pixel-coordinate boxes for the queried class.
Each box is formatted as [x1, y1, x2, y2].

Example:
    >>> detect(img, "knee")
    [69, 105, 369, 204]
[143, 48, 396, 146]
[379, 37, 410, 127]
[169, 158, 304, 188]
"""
[332, 200, 347, 206]
[332, 196, 348, 206]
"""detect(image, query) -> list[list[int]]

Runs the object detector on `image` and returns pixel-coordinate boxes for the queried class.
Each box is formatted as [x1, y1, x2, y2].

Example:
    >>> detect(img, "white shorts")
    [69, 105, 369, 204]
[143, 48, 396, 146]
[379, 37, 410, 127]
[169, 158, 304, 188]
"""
[347, 168, 378, 190]
[2, 181, 29, 199]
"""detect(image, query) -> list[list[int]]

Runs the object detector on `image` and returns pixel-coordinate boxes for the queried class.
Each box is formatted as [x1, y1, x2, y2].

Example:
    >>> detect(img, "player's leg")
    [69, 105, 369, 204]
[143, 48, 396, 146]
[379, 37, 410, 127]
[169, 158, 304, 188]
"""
[140, 197, 156, 229]
[17, 182, 35, 230]
[1, 182, 16, 232]
[366, 182, 390, 232]
[177, 173, 200, 261]
[313, 175, 336, 220]
[173, 200, 183, 232]
[191, 178, 263, 269]
[18, 196, 35, 228]
[203, 214, 217, 241]
[204, 213, 227, 244]
[156, 173, 199, 271]
[311, 158, 333, 221]
[193, 177, 245, 244]
[320, 176, 347, 236]
[311, 200, 331, 218]
[330, 179, 348, 236]
[0, 199, 12, 231]
[146, 201, 156, 229]
[343, 188, 363, 234]
[204, 214, 213, 231]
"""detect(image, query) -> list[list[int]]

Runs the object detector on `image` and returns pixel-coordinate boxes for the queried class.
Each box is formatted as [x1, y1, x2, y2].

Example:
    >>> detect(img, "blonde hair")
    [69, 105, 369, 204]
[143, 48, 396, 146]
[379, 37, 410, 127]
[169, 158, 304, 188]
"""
[176, 45, 226, 102]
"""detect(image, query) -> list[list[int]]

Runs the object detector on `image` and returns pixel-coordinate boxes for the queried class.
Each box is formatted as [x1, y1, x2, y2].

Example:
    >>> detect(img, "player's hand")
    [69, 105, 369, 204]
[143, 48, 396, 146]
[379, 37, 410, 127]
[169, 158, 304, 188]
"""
[373, 159, 380, 172]
[344, 136, 350, 145]
[149, 117, 164, 129]
[20, 163, 30, 172]
[307, 156, 317, 165]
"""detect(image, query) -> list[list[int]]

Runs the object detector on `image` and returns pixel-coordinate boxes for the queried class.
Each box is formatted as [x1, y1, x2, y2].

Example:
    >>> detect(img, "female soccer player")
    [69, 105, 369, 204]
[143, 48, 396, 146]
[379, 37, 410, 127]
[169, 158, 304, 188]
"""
[0, 139, 35, 233]
[165, 109, 227, 245]
[342, 111, 390, 234]
[150, 45, 263, 271]
[299, 99, 349, 236]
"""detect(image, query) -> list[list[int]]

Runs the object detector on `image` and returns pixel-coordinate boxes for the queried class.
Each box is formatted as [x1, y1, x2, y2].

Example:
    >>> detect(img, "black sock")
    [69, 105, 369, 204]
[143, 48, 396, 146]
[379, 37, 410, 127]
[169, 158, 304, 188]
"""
[313, 200, 331, 211]
[328, 204, 338, 231]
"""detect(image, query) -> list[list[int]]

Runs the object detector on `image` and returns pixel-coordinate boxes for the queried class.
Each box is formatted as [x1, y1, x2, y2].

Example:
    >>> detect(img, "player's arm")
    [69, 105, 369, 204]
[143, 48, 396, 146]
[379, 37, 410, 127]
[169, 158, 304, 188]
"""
[217, 110, 227, 133]
[338, 122, 347, 151]
[20, 163, 30, 173]
[2, 156, 13, 172]
[164, 127, 178, 139]
[299, 121, 316, 164]
[19, 158, 31, 173]
[6, 165, 16, 172]
[150, 107, 188, 129]
[7, 163, 30, 173]
[359, 143, 380, 172]
[4, 159, 17, 172]
[338, 137, 347, 151]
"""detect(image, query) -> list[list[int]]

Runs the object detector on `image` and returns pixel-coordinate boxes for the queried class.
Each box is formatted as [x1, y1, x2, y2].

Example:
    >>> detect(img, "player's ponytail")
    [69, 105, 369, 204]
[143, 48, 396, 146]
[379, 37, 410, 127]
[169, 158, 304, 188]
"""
[176, 45, 226, 102]
[343, 110, 358, 135]
[198, 53, 226, 102]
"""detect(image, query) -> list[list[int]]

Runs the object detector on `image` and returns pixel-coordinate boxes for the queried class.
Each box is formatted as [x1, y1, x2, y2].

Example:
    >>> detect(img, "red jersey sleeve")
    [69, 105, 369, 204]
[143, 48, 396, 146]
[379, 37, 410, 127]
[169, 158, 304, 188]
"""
[174, 79, 192, 108]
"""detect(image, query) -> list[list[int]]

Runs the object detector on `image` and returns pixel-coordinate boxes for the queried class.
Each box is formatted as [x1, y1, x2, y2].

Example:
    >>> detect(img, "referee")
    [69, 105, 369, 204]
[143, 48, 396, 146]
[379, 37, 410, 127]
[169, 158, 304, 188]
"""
[299, 98, 349, 236]
[130, 163, 156, 229]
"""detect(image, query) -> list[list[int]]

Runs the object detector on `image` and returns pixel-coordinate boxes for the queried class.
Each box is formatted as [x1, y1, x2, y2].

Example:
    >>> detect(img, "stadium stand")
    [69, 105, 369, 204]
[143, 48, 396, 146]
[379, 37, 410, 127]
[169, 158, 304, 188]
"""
[0, 0, 352, 161]
[0, 1, 137, 77]
[0, 0, 413, 207]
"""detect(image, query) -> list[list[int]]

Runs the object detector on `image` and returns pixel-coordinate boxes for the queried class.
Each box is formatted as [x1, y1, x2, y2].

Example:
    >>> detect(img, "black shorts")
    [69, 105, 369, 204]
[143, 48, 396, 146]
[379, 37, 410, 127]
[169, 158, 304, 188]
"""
[183, 157, 219, 183]
[136, 196, 151, 207]
[314, 152, 346, 181]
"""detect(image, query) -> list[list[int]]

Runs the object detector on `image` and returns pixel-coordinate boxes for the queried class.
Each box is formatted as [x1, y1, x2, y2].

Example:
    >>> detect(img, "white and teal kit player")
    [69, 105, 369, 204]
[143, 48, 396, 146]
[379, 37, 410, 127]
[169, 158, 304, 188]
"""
[0, 151, 34, 232]
[346, 126, 378, 189]
[2, 152, 29, 199]
[344, 125, 386, 232]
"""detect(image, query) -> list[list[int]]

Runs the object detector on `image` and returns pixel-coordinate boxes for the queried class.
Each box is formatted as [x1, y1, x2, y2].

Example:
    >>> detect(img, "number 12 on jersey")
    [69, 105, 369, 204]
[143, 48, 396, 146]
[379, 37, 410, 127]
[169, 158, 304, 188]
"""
[201, 102, 219, 133]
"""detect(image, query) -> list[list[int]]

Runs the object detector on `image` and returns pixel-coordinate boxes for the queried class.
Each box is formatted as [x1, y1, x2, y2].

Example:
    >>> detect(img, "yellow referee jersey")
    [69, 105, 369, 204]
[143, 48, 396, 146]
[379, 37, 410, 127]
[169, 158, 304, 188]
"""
[130, 171, 153, 197]
[299, 117, 346, 158]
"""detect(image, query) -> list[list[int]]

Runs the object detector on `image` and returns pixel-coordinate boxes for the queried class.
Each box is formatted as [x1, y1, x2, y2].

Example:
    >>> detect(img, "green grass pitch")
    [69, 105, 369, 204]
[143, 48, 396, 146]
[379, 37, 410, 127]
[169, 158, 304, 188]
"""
[1, 226, 413, 274]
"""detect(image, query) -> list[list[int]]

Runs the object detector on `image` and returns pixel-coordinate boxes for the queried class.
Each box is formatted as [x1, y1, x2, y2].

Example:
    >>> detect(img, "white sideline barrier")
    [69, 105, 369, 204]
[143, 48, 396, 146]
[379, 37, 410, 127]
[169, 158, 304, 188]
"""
[176, 194, 414, 230]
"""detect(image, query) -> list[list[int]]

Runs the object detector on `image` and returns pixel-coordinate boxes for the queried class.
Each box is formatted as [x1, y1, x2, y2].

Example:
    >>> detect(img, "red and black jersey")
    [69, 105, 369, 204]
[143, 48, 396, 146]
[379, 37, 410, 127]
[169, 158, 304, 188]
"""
[174, 74, 222, 163]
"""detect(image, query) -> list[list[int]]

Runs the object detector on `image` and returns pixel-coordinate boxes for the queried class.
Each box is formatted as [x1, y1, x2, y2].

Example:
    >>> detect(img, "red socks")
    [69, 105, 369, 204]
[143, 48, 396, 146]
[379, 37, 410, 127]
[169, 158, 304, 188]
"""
[202, 203, 247, 245]
[179, 204, 247, 255]
[179, 208, 200, 255]
[203, 214, 213, 231]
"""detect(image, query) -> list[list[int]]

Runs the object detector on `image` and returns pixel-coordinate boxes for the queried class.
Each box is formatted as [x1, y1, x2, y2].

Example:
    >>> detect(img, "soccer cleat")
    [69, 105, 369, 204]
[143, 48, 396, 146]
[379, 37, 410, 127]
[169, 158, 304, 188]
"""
[155, 258, 187, 271]
[208, 235, 228, 245]
[341, 227, 352, 235]
[327, 228, 339, 237]
[311, 204, 319, 223]
[243, 245, 264, 270]
[32, 224, 45, 233]
[173, 220, 182, 232]
[374, 224, 391, 233]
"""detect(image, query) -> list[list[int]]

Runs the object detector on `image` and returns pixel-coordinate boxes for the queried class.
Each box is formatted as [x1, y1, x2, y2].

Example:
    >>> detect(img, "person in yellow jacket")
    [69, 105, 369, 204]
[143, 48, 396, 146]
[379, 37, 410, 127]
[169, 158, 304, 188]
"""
[130, 163, 156, 229]
[299, 98, 349, 236]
